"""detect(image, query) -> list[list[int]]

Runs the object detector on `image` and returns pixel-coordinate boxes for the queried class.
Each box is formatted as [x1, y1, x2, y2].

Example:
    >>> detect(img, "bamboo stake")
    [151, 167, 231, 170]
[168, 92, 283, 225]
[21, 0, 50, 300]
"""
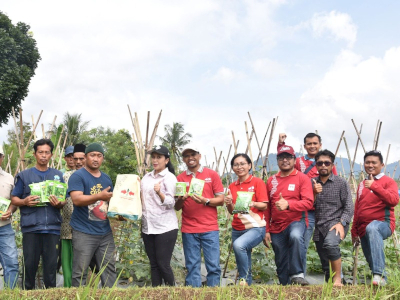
[51, 125, 65, 168]
[48, 115, 57, 139]
[134, 112, 145, 163]
[19, 108, 25, 170]
[352, 244, 359, 285]
[6, 151, 13, 174]
[31, 115, 37, 141]
[214, 147, 218, 173]
[334, 131, 345, 157]
[222, 145, 232, 180]
[216, 151, 223, 175]
[132, 118, 143, 168]
[374, 121, 382, 150]
[41, 124, 45, 139]
[262, 117, 277, 180]
[204, 155, 209, 168]
[145, 111, 150, 148]
[255, 121, 271, 166]
[131, 133, 143, 176]
[373, 120, 380, 150]
[11, 107, 21, 158]
[340, 156, 346, 178]
[145, 110, 163, 167]
[57, 133, 69, 169]
[384, 144, 391, 174]
[351, 119, 366, 153]
[24, 110, 43, 154]
[245, 122, 255, 173]
[244, 129, 254, 155]
[232, 131, 238, 155]
[343, 137, 357, 193]
[247, 112, 262, 161]
[351, 124, 363, 170]
[392, 161, 400, 179]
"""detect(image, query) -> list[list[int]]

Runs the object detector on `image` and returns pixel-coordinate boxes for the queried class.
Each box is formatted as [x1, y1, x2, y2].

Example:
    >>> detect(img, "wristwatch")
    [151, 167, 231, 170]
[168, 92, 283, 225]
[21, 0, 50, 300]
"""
[204, 199, 210, 206]
[340, 220, 347, 226]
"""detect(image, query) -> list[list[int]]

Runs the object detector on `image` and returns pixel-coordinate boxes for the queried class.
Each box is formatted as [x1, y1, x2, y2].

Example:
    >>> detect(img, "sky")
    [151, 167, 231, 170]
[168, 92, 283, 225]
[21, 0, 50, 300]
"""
[1, 0, 400, 170]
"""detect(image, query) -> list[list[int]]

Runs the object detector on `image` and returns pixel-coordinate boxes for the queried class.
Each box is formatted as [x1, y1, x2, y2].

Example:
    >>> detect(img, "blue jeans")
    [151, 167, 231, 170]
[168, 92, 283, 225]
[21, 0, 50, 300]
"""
[0, 224, 19, 289]
[232, 227, 265, 285]
[182, 231, 221, 287]
[271, 221, 306, 285]
[360, 220, 392, 278]
[303, 210, 315, 275]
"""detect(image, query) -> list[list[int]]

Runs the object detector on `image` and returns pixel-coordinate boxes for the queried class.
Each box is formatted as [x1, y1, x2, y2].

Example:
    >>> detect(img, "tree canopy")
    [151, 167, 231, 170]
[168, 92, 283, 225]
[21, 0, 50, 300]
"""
[0, 11, 41, 127]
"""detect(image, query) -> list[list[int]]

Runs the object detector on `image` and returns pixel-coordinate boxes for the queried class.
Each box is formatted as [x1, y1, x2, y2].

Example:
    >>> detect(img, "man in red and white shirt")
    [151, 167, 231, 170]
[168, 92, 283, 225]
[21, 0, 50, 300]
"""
[264, 145, 314, 285]
[351, 150, 399, 286]
[277, 132, 337, 275]
[175, 146, 224, 287]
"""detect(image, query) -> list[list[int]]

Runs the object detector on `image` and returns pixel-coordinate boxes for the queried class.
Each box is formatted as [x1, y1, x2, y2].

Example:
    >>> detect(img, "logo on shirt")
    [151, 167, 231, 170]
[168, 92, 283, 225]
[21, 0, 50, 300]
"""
[288, 184, 295, 191]
[248, 186, 255, 192]
[54, 175, 60, 181]
[270, 175, 278, 197]
[90, 183, 103, 195]
[205, 177, 212, 183]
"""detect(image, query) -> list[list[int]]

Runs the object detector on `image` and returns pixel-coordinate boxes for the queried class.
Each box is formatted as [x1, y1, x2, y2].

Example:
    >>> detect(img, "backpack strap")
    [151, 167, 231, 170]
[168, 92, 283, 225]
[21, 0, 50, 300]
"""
[304, 161, 316, 175]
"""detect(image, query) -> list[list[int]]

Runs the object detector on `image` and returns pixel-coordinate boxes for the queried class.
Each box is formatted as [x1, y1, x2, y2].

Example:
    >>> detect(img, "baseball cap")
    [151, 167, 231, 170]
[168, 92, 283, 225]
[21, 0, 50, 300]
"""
[277, 145, 296, 157]
[182, 145, 200, 155]
[148, 145, 170, 157]
[64, 146, 74, 156]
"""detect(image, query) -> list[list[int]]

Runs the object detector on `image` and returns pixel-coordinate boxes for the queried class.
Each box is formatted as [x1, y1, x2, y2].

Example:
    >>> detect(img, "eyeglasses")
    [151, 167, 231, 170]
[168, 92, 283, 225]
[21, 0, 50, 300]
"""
[277, 155, 294, 161]
[316, 161, 332, 167]
[233, 162, 248, 168]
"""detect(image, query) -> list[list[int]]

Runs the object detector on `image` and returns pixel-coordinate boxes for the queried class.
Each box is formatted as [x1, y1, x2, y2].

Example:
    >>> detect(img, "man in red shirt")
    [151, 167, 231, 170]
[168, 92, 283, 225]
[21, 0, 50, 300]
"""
[175, 146, 224, 287]
[351, 150, 399, 286]
[278, 132, 337, 275]
[264, 145, 314, 285]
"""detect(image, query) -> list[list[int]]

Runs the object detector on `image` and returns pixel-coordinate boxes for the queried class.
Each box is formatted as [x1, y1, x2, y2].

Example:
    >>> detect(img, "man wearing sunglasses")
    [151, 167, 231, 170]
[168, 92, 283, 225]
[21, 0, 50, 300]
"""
[312, 150, 353, 286]
[264, 145, 314, 285]
[351, 150, 399, 286]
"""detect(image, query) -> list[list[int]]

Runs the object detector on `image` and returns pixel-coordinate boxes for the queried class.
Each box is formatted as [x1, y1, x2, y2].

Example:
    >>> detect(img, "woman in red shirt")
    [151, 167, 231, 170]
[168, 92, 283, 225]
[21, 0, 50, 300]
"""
[225, 153, 268, 285]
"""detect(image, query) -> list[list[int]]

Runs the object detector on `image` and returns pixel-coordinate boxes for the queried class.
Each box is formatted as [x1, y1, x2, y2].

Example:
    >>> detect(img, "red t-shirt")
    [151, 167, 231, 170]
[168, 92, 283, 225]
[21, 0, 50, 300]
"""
[351, 175, 399, 238]
[229, 176, 268, 231]
[177, 167, 224, 233]
[265, 169, 314, 233]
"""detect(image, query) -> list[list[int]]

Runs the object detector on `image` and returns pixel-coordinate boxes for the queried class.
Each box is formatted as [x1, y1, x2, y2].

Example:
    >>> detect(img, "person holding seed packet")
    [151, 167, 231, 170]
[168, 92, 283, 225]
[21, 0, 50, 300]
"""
[141, 145, 178, 287]
[0, 145, 19, 289]
[11, 139, 66, 290]
[224, 153, 268, 286]
[175, 146, 224, 287]
[264, 145, 314, 286]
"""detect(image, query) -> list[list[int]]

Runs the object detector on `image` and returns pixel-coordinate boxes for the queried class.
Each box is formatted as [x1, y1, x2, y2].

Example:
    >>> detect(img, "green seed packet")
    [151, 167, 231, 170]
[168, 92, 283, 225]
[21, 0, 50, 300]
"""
[176, 182, 187, 196]
[188, 178, 205, 197]
[0, 197, 11, 217]
[45, 180, 55, 199]
[29, 182, 48, 206]
[53, 182, 67, 202]
[232, 191, 254, 214]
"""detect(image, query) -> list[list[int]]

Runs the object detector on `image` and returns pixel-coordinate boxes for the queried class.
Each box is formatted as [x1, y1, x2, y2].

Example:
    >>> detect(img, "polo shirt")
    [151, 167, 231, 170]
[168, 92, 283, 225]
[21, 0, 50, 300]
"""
[229, 175, 267, 230]
[265, 169, 314, 233]
[177, 166, 224, 233]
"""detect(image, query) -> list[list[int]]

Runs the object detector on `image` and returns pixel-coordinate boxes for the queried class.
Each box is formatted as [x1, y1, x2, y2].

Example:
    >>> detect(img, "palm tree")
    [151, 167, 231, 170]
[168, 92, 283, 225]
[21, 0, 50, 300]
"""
[158, 122, 192, 165]
[50, 112, 90, 146]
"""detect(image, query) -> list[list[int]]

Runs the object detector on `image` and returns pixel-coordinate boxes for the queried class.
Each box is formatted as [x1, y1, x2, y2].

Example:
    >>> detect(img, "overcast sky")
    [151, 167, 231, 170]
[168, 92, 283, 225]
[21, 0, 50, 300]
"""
[1, 0, 400, 169]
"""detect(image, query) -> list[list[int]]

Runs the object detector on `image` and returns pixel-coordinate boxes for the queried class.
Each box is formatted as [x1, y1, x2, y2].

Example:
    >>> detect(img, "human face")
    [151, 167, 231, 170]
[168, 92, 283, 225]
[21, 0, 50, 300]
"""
[85, 151, 104, 171]
[74, 152, 86, 170]
[33, 144, 53, 167]
[304, 136, 322, 158]
[316, 155, 333, 177]
[232, 156, 251, 178]
[64, 154, 75, 169]
[151, 153, 169, 174]
[277, 154, 295, 172]
[364, 155, 384, 176]
[182, 150, 201, 170]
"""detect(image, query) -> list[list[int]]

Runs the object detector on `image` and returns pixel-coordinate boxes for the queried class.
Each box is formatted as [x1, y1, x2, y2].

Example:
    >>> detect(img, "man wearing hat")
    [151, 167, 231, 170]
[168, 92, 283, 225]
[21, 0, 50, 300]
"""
[68, 143, 116, 287]
[60, 146, 75, 174]
[175, 146, 224, 287]
[0, 145, 19, 288]
[264, 145, 314, 286]
[60, 143, 86, 287]
[11, 139, 65, 289]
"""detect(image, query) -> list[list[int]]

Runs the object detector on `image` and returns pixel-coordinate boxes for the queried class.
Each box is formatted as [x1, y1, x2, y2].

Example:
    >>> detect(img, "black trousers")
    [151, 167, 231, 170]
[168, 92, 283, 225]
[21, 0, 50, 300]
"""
[315, 230, 343, 282]
[22, 233, 60, 289]
[142, 229, 178, 286]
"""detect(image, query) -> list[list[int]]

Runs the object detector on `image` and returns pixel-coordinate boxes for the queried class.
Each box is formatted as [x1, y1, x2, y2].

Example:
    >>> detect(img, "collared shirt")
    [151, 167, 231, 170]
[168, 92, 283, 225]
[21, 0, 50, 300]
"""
[61, 170, 75, 239]
[313, 173, 354, 241]
[141, 168, 178, 235]
[0, 167, 14, 227]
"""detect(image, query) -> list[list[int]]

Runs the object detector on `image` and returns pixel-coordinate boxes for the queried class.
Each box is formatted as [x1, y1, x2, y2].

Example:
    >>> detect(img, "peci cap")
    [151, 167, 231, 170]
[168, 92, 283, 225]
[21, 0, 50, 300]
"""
[74, 143, 86, 153]
[182, 145, 200, 156]
[148, 145, 170, 157]
[64, 146, 74, 156]
[85, 143, 105, 155]
[277, 145, 296, 157]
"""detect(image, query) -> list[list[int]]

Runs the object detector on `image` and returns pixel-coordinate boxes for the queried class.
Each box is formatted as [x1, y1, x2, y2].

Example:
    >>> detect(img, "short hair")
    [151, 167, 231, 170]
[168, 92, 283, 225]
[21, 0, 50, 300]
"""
[33, 139, 54, 153]
[364, 150, 383, 163]
[315, 150, 335, 163]
[304, 133, 321, 144]
[231, 153, 252, 169]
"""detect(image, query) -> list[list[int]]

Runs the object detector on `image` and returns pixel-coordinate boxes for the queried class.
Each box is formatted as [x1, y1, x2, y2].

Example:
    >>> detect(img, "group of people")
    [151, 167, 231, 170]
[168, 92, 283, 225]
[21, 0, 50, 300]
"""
[0, 130, 398, 289]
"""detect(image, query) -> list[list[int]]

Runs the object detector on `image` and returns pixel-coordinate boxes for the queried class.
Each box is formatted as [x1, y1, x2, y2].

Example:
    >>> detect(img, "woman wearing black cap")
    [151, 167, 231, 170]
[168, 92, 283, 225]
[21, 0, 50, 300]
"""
[141, 145, 178, 286]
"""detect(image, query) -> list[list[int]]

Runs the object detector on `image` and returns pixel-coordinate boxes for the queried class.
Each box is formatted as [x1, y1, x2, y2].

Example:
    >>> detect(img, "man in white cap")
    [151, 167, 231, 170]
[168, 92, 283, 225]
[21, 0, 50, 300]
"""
[175, 146, 224, 287]
[0, 145, 19, 288]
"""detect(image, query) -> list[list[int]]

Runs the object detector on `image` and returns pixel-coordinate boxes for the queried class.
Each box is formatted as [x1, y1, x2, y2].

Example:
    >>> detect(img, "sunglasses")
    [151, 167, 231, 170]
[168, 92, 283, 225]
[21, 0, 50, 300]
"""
[316, 161, 332, 167]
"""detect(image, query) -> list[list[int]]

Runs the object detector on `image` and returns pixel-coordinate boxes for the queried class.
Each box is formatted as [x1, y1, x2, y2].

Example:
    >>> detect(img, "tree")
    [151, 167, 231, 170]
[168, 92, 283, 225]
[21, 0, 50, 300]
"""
[0, 11, 41, 127]
[158, 122, 192, 166]
[56, 112, 90, 146]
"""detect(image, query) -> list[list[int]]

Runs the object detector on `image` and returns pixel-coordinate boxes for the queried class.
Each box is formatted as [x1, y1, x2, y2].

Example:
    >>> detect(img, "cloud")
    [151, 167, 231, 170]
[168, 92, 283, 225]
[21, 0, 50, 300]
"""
[208, 67, 245, 83]
[250, 58, 286, 77]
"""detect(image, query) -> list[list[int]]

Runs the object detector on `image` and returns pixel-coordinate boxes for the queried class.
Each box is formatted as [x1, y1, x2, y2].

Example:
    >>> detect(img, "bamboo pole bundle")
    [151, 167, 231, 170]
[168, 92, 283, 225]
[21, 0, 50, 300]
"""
[351, 120, 366, 153]
[343, 136, 357, 193]
[384, 144, 391, 174]
[334, 131, 345, 157]
[50, 125, 65, 168]
[351, 124, 363, 170]
[244, 122, 255, 173]
[57, 133, 69, 169]
[262, 117, 278, 180]
[373, 120, 380, 150]
[255, 121, 271, 167]
[374, 121, 382, 150]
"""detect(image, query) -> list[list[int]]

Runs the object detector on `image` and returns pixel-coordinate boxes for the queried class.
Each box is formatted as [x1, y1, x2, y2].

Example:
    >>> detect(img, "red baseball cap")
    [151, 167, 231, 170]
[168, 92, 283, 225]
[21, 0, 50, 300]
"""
[277, 145, 296, 157]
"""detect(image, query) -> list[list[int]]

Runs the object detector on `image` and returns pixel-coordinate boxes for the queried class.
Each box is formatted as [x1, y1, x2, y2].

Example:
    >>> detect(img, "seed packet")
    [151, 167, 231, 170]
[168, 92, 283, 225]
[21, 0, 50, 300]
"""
[232, 191, 254, 214]
[176, 182, 187, 196]
[53, 182, 67, 202]
[29, 182, 48, 206]
[45, 180, 55, 199]
[188, 178, 205, 197]
[0, 197, 11, 217]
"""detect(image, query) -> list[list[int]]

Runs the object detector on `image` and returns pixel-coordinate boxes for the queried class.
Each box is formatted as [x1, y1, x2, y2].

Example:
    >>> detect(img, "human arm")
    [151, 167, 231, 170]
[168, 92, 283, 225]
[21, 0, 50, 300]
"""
[368, 176, 399, 207]
[277, 133, 287, 151]
[71, 186, 113, 206]
[11, 178, 39, 207]
[1, 204, 18, 221]
[285, 175, 314, 211]
[154, 173, 177, 208]
[224, 189, 234, 214]
[251, 178, 268, 211]
[174, 193, 188, 211]
[192, 193, 224, 206]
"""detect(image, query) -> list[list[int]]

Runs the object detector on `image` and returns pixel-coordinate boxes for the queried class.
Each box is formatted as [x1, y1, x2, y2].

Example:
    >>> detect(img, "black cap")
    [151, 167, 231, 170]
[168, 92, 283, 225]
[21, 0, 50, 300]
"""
[74, 144, 86, 153]
[149, 145, 170, 157]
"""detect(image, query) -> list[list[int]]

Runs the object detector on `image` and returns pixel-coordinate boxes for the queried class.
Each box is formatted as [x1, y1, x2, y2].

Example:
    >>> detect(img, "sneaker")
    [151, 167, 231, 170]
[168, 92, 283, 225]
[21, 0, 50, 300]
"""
[372, 274, 386, 286]
[291, 277, 309, 286]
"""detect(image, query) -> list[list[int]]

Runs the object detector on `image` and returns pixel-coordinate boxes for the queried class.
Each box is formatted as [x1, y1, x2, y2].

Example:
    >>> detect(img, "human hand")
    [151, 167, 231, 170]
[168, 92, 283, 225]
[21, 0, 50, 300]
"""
[1, 208, 12, 221]
[352, 236, 360, 247]
[279, 133, 287, 143]
[100, 186, 113, 202]
[24, 195, 40, 207]
[275, 193, 289, 211]
[329, 223, 345, 240]
[263, 232, 271, 248]
[364, 174, 374, 189]
[313, 179, 323, 194]
[192, 194, 206, 204]
[49, 195, 62, 208]
[154, 180, 163, 194]
[224, 189, 233, 206]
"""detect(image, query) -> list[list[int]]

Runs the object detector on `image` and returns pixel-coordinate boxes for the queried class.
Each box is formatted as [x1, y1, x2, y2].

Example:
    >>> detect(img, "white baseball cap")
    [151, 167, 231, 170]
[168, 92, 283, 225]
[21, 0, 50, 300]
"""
[182, 145, 200, 155]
